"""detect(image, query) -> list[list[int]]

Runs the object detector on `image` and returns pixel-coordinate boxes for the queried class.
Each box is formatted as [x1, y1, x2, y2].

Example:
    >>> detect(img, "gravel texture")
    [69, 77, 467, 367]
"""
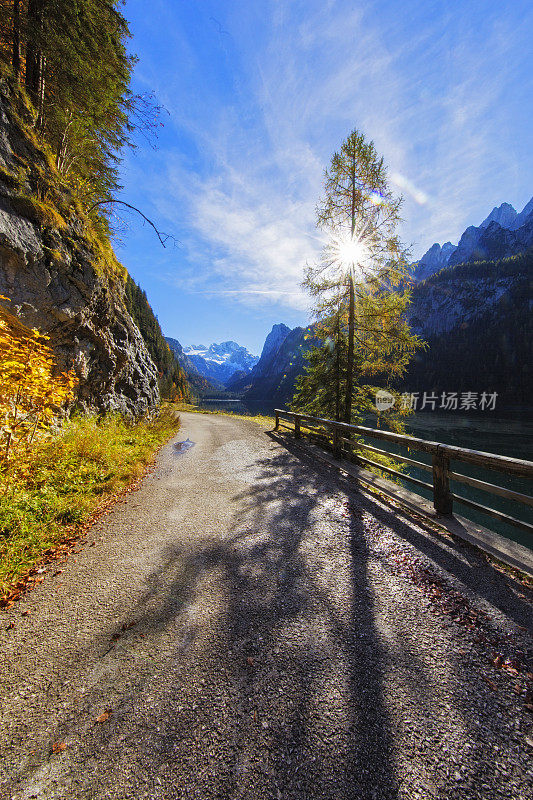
[1, 411, 532, 800]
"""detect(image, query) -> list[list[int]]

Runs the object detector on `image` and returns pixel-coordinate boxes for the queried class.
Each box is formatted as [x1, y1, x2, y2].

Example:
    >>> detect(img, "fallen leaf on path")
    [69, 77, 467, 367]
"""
[52, 742, 66, 752]
[483, 677, 498, 691]
[247, 657, 254, 666]
[96, 710, 111, 723]
[6, 621, 14, 630]
[21, 610, 30, 616]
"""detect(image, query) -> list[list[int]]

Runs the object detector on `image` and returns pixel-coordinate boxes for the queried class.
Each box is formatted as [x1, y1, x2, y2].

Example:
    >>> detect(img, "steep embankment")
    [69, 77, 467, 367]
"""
[405, 252, 533, 401]
[0, 76, 162, 415]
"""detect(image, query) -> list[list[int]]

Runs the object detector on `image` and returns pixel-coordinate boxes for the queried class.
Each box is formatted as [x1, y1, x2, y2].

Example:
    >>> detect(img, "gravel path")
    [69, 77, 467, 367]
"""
[1, 411, 532, 800]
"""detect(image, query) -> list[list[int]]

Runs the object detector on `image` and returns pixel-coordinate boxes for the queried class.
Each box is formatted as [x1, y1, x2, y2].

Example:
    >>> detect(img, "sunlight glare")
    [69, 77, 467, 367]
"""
[334, 234, 369, 271]
[369, 190, 385, 206]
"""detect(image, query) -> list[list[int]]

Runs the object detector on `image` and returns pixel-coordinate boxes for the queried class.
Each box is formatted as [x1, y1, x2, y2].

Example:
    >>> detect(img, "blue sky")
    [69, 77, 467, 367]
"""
[115, 0, 533, 355]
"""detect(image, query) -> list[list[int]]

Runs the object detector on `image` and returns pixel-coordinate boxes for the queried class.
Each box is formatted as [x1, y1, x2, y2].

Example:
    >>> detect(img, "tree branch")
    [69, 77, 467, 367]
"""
[87, 200, 179, 248]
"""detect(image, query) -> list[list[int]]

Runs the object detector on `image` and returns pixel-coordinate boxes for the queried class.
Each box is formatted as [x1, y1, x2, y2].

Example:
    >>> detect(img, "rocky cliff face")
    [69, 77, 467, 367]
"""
[448, 215, 533, 267]
[412, 196, 533, 280]
[241, 324, 310, 405]
[413, 241, 457, 281]
[0, 77, 159, 416]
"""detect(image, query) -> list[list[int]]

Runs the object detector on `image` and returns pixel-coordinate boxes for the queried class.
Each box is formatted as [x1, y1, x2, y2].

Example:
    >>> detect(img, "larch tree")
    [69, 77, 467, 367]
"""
[292, 128, 423, 427]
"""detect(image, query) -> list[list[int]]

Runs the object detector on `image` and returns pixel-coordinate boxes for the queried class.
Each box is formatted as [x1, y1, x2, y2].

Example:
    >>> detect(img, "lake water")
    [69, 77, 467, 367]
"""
[197, 399, 532, 551]
[393, 409, 533, 551]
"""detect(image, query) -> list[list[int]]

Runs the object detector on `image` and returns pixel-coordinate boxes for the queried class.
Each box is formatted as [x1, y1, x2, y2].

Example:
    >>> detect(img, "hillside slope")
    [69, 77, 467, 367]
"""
[241, 324, 311, 406]
[0, 75, 164, 415]
[405, 252, 532, 402]
[125, 277, 190, 402]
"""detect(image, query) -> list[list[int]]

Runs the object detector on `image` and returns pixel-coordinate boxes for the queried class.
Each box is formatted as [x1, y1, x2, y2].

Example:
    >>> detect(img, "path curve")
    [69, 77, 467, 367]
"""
[1, 411, 532, 800]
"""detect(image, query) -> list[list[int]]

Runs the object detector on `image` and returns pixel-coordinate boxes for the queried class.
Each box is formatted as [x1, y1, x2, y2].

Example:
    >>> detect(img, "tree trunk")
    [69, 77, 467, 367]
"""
[25, 0, 45, 116]
[36, 51, 46, 127]
[344, 153, 357, 425]
[335, 313, 341, 422]
[344, 274, 355, 424]
[13, 0, 21, 85]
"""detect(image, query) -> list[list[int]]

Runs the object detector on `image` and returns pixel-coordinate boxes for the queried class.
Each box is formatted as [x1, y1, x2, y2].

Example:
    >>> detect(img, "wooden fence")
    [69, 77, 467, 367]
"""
[274, 409, 533, 539]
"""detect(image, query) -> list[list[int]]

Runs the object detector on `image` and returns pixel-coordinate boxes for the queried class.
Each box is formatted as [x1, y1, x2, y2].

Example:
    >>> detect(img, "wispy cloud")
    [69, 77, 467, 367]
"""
[129, 0, 533, 314]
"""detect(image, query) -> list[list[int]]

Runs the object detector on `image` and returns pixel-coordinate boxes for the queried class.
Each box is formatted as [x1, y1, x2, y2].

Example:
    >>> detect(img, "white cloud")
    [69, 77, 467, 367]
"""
[136, 0, 533, 309]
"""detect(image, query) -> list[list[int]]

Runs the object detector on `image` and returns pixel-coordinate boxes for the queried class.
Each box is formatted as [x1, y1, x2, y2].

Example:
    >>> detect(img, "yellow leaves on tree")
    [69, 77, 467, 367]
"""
[0, 296, 78, 464]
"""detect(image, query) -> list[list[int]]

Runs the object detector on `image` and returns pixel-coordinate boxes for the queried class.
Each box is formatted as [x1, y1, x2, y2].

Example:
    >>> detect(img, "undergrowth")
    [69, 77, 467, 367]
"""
[0, 408, 180, 600]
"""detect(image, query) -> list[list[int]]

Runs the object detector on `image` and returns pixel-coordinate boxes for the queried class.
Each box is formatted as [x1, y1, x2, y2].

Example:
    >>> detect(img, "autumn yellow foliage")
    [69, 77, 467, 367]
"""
[0, 296, 78, 464]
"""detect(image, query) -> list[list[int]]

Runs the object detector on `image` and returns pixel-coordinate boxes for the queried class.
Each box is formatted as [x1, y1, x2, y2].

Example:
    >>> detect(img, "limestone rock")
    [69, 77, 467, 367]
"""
[0, 77, 159, 417]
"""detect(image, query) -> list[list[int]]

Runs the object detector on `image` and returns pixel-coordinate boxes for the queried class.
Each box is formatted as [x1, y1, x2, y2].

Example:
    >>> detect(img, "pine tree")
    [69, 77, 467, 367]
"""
[124, 275, 191, 403]
[0, 1, 162, 209]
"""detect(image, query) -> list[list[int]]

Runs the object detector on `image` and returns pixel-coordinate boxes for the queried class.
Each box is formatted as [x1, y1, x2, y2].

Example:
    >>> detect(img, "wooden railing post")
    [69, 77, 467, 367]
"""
[333, 426, 341, 459]
[432, 448, 453, 515]
[294, 414, 301, 439]
[275, 411, 279, 430]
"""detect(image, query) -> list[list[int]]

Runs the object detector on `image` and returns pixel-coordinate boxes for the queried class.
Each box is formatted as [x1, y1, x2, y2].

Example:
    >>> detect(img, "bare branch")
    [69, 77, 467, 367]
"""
[87, 200, 180, 248]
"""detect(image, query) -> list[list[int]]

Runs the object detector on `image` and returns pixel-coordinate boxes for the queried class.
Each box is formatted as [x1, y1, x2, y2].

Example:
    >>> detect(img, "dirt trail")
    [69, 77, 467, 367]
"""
[1, 411, 532, 800]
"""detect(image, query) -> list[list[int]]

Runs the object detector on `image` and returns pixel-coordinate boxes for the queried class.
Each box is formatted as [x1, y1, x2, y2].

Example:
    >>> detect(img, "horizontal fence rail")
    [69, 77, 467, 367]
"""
[274, 409, 533, 539]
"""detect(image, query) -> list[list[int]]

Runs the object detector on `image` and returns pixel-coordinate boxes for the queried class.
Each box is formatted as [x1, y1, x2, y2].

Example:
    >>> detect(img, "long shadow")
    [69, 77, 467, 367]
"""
[267, 435, 533, 799]
[93, 433, 530, 800]
[93, 435, 400, 798]
[273, 432, 533, 632]
[179, 442, 400, 797]
[14, 428, 530, 798]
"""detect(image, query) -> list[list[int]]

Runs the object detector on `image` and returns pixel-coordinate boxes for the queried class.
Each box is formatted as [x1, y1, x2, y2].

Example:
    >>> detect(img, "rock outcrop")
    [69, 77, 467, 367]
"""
[412, 196, 533, 280]
[234, 323, 311, 406]
[0, 76, 159, 416]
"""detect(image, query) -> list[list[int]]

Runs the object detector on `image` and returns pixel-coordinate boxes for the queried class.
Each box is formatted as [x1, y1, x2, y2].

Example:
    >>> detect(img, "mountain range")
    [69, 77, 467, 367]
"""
[413, 196, 533, 281]
[230, 195, 533, 407]
[166, 337, 258, 388]
[162, 193, 532, 408]
[227, 323, 310, 404]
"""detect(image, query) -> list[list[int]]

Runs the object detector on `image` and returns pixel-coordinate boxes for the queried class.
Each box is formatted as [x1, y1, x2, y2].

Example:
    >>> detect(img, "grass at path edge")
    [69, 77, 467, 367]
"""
[0, 406, 181, 603]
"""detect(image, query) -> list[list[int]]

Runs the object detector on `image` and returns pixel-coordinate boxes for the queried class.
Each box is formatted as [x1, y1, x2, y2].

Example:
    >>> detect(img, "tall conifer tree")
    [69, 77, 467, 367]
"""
[293, 129, 423, 427]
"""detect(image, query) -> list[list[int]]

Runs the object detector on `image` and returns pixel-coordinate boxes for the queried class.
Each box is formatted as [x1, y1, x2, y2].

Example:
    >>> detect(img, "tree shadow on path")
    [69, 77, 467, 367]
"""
[128, 435, 401, 799]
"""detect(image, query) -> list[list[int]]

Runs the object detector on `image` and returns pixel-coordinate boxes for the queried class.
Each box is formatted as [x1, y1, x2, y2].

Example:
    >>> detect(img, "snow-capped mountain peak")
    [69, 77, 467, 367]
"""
[181, 341, 259, 385]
